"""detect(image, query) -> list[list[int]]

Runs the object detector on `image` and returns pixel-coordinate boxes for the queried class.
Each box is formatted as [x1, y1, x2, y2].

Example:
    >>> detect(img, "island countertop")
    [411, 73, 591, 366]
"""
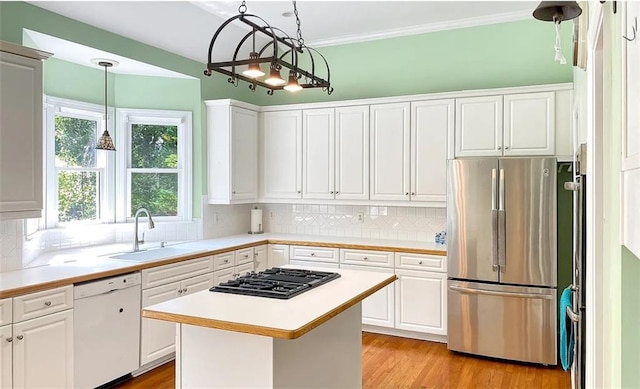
[142, 267, 396, 339]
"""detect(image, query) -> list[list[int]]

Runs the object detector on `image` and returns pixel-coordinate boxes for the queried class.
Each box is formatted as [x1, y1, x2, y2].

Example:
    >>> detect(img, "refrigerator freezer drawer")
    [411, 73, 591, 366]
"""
[447, 280, 557, 365]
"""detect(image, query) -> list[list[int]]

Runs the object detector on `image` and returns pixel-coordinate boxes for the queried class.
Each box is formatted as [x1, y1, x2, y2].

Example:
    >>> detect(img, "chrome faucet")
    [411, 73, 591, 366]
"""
[133, 208, 155, 252]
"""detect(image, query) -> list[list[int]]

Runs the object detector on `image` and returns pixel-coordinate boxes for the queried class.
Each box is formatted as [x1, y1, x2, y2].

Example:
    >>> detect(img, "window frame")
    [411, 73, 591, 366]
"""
[115, 108, 192, 222]
[44, 96, 116, 228]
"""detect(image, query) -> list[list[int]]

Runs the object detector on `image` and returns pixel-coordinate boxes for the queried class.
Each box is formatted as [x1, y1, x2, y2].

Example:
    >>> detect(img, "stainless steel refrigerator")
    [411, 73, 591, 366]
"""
[446, 157, 558, 365]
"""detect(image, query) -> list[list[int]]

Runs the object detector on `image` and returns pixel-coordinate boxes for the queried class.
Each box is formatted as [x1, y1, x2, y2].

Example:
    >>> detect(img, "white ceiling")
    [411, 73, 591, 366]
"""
[30, 1, 538, 66]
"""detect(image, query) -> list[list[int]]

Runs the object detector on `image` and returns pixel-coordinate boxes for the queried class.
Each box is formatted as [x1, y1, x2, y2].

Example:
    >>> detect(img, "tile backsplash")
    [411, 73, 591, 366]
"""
[202, 203, 253, 239]
[0, 219, 24, 272]
[260, 204, 446, 242]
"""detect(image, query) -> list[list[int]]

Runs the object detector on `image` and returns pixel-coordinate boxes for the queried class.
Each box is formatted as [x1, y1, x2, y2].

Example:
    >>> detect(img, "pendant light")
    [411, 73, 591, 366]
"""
[283, 70, 302, 92]
[264, 63, 286, 86]
[93, 58, 117, 151]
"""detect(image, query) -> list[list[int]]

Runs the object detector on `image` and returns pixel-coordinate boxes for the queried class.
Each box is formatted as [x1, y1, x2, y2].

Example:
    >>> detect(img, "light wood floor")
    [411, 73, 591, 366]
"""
[115, 332, 570, 388]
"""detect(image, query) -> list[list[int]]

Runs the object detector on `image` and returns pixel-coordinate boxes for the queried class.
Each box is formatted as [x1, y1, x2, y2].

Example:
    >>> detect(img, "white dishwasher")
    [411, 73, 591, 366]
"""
[74, 273, 142, 389]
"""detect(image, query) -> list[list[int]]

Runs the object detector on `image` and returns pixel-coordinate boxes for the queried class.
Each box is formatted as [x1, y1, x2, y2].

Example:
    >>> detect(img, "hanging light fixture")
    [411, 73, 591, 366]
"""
[204, 1, 332, 95]
[532, 1, 583, 64]
[92, 58, 118, 151]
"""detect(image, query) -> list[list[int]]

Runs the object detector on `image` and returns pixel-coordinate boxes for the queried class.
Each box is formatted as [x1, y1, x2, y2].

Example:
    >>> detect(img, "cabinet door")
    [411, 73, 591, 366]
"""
[181, 273, 214, 296]
[370, 103, 411, 201]
[395, 269, 447, 335]
[262, 111, 303, 199]
[411, 100, 453, 202]
[268, 244, 289, 268]
[503, 92, 555, 156]
[455, 96, 503, 157]
[235, 262, 254, 277]
[231, 107, 258, 200]
[341, 265, 395, 328]
[0, 325, 11, 389]
[303, 108, 335, 199]
[335, 106, 369, 200]
[213, 268, 235, 285]
[141, 282, 181, 366]
[0, 51, 43, 218]
[254, 244, 268, 272]
[13, 310, 73, 389]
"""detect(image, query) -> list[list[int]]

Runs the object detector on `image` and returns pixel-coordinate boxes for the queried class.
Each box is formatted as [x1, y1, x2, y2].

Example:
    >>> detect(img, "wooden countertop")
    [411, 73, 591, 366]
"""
[0, 234, 445, 299]
[142, 267, 397, 339]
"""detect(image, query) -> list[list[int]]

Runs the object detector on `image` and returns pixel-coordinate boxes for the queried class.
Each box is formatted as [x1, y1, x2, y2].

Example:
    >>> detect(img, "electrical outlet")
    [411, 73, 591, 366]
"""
[270, 211, 276, 219]
[357, 212, 365, 223]
[213, 212, 219, 224]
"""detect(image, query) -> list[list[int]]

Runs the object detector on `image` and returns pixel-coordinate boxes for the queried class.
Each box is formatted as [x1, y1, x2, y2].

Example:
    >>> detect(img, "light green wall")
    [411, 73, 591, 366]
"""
[252, 19, 574, 105]
[622, 246, 640, 387]
[43, 58, 114, 106]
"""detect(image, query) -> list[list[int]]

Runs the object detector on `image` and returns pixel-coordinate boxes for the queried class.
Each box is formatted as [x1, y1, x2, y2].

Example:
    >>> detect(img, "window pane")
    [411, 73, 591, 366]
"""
[131, 173, 178, 217]
[131, 124, 178, 169]
[55, 116, 97, 168]
[58, 171, 97, 222]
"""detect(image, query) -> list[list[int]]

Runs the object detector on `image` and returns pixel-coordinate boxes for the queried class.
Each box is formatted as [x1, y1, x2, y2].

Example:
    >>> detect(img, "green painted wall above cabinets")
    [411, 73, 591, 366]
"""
[250, 19, 574, 105]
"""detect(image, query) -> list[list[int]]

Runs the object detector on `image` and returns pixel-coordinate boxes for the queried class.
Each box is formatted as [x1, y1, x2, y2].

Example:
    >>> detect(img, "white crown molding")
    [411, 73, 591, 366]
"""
[307, 10, 533, 48]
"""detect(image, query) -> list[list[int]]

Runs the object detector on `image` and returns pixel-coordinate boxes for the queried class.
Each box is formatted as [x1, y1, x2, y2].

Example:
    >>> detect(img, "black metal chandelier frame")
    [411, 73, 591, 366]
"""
[204, 2, 333, 95]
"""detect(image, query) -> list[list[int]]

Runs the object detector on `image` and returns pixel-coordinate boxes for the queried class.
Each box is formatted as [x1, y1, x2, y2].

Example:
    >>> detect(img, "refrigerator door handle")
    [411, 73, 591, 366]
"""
[498, 168, 506, 272]
[491, 168, 498, 271]
[449, 285, 554, 300]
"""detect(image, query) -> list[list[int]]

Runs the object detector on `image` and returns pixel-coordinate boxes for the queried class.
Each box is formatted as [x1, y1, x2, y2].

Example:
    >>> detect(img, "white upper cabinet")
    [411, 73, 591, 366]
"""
[503, 92, 555, 156]
[370, 103, 411, 201]
[262, 110, 303, 199]
[455, 96, 503, 157]
[0, 42, 50, 219]
[335, 106, 370, 200]
[411, 100, 453, 203]
[302, 108, 335, 200]
[206, 101, 258, 204]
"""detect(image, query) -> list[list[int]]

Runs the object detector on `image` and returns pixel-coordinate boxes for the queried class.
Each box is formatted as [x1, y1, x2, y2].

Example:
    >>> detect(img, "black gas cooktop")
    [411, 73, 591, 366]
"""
[209, 267, 341, 299]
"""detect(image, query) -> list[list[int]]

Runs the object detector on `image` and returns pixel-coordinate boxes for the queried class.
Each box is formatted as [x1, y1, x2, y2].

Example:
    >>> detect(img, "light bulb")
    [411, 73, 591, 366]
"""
[242, 52, 265, 78]
[284, 70, 302, 92]
[265, 66, 285, 86]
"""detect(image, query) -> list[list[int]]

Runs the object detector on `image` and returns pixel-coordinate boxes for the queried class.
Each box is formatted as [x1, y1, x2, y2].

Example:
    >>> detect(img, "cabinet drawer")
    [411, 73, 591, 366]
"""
[13, 285, 73, 322]
[0, 298, 12, 325]
[235, 262, 254, 277]
[395, 253, 446, 272]
[213, 267, 235, 286]
[213, 251, 236, 271]
[289, 259, 340, 269]
[289, 245, 339, 263]
[142, 256, 214, 289]
[340, 249, 393, 268]
[235, 248, 254, 265]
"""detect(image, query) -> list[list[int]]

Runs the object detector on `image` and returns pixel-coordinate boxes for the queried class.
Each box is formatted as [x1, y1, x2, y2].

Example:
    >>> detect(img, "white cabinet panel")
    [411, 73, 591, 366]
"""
[624, 169, 640, 257]
[395, 252, 446, 273]
[262, 111, 303, 199]
[236, 247, 254, 265]
[0, 298, 11, 326]
[12, 309, 73, 389]
[411, 100, 453, 202]
[341, 265, 395, 328]
[268, 244, 289, 268]
[288, 260, 339, 269]
[554, 90, 573, 159]
[213, 268, 235, 286]
[0, 49, 47, 219]
[340, 249, 393, 268]
[141, 282, 181, 366]
[181, 273, 214, 296]
[141, 256, 213, 289]
[395, 269, 446, 335]
[1, 325, 11, 389]
[213, 252, 235, 271]
[235, 262, 254, 277]
[335, 106, 369, 200]
[303, 108, 335, 199]
[503, 92, 555, 156]
[370, 103, 411, 201]
[455, 96, 503, 157]
[13, 285, 73, 322]
[254, 244, 268, 272]
[289, 245, 339, 263]
[206, 102, 259, 204]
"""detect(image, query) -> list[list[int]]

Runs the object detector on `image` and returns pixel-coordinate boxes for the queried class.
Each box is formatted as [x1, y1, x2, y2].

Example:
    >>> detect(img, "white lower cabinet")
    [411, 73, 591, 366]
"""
[289, 260, 339, 269]
[254, 245, 268, 272]
[268, 244, 289, 268]
[140, 273, 214, 366]
[1, 324, 12, 389]
[213, 268, 235, 285]
[394, 269, 447, 335]
[341, 264, 394, 328]
[12, 309, 74, 389]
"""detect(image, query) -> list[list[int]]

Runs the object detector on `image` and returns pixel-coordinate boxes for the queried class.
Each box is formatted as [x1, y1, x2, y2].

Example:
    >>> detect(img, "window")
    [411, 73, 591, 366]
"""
[44, 97, 115, 227]
[116, 109, 192, 221]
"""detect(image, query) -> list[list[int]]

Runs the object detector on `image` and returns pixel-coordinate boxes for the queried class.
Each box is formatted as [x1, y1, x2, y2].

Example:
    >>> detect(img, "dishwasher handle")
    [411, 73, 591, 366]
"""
[74, 273, 141, 300]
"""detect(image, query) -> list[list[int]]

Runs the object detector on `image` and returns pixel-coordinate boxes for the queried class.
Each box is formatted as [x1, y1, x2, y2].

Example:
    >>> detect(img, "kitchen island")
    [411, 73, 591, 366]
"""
[142, 267, 396, 389]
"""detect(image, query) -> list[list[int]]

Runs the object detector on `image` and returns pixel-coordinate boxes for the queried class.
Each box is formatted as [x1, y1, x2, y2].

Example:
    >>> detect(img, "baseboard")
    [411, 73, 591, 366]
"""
[362, 325, 448, 343]
[132, 353, 175, 377]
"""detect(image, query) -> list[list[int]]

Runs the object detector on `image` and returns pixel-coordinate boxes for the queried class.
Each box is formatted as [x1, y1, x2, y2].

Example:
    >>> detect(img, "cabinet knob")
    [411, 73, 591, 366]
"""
[44, 301, 52, 307]
[16, 335, 23, 341]
[335, 191, 339, 194]
[244, 254, 249, 258]
[505, 146, 510, 150]
[498, 146, 502, 150]
[5, 337, 12, 343]
[178, 289, 183, 294]
[183, 288, 188, 293]
[405, 192, 409, 196]
[419, 261, 423, 265]
[232, 191, 236, 194]
[330, 191, 334, 194]
[297, 190, 301, 194]
[411, 192, 416, 196]
[224, 259, 229, 263]
[363, 257, 368, 260]
[310, 253, 315, 256]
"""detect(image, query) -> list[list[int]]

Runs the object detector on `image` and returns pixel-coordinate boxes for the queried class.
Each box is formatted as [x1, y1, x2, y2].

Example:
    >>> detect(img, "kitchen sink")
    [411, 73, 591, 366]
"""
[108, 247, 205, 262]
